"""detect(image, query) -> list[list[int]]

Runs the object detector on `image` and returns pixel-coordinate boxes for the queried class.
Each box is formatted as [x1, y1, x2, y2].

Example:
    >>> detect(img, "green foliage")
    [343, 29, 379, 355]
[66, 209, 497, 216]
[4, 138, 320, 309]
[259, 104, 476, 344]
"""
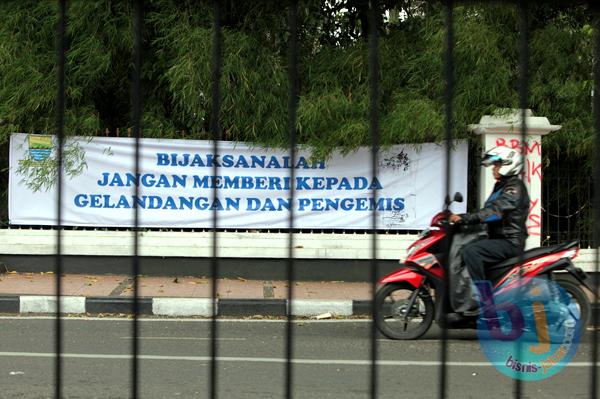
[529, 13, 594, 164]
[16, 140, 87, 192]
[0, 1, 593, 157]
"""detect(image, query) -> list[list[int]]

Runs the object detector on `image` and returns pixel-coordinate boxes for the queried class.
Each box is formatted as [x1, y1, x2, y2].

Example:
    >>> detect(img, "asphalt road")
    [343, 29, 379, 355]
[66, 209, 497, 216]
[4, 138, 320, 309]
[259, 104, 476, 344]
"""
[0, 317, 598, 399]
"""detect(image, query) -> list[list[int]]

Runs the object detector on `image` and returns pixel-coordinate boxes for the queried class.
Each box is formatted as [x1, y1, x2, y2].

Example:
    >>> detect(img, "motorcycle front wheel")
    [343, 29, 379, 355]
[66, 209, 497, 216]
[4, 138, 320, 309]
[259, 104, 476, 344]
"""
[375, 283, 434, 340]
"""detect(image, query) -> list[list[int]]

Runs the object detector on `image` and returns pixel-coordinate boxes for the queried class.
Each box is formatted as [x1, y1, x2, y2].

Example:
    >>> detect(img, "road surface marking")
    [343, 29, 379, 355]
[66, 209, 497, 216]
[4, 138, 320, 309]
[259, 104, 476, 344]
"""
[0, 352, 597, 367]
[119, 337, 246, 341]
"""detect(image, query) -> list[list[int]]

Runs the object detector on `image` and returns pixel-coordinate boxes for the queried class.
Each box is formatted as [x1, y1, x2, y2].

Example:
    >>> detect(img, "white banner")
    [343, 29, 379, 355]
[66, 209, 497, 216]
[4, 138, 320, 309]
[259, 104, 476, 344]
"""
[9, 133, 467, 229]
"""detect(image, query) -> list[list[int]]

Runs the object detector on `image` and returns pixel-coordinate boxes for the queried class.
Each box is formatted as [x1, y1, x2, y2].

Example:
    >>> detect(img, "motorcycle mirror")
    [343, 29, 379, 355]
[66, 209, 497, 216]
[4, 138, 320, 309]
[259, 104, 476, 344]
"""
[453, 192, 463, 203]
[444, 194, 451, 205]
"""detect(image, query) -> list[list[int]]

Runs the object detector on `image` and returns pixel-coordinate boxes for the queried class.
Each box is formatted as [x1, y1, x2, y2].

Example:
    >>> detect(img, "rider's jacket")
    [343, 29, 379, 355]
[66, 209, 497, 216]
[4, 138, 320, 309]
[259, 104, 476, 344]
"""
[460, 175, 530, 247]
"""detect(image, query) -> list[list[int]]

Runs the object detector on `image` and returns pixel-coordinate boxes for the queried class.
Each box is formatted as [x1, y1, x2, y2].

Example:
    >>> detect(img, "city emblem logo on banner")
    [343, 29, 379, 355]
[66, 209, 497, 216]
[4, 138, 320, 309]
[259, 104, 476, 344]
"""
[476, 277, 582, 381]
[27, 134, 53, 162]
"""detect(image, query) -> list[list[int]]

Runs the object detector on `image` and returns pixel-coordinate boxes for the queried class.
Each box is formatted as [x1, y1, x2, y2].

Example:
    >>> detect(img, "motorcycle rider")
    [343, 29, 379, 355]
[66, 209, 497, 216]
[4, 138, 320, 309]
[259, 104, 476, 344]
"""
[449, 146, 530, 315]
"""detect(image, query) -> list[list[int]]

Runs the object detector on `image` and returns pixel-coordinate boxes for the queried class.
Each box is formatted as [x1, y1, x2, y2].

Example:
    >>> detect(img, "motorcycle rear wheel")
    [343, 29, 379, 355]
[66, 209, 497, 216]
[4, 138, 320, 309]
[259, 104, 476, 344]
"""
[375, 283, 434, 340]
[554, 276, 591, 333]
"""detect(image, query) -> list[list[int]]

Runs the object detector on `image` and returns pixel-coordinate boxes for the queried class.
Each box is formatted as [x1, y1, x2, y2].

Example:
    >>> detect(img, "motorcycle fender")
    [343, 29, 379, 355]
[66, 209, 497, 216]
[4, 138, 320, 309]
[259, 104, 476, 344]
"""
[540, 259, 588, 281]
[541, 259, 597, 298]
[379, 265, 424, 288]
[565, 262, 597, 297]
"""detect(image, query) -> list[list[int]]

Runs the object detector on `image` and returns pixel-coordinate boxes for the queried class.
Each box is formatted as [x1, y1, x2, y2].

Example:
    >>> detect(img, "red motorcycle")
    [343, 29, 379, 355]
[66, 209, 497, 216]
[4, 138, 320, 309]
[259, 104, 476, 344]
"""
[375, 192, 593, 340]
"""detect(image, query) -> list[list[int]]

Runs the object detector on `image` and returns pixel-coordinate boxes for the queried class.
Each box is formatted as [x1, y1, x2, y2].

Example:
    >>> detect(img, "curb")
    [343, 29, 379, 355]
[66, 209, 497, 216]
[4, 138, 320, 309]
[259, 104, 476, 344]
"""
[0, 295, 363, 317]
[2, 295, 599, 323]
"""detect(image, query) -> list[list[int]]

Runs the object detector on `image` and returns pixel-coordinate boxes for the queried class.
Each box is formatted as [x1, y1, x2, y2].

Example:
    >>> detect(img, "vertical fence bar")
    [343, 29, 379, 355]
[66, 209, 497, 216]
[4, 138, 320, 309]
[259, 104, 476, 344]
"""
[515, 0, 529, 397]
[367, 1, 380, 398]
[439, 1, 454, 398]
[542, 173, 552, 245]
[131, 0, 144, 398]
[54, 0, 67, 397]
[578, 178, 580, 243]
[567, 165, 571, 236]
[285, 1, 298, 398]
[591, 4, 600, 397]
[589, 177, 593, 248]
[556, 160, 564, 242]
[210, 1, 222, 398]
[544, 174, 549, 246]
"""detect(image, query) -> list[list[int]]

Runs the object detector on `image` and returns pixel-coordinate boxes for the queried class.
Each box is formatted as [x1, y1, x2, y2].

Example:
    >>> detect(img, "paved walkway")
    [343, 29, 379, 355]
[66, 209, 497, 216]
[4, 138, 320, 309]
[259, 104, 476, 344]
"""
[0, 272, 372, 300]
[0, 272, 373, 317]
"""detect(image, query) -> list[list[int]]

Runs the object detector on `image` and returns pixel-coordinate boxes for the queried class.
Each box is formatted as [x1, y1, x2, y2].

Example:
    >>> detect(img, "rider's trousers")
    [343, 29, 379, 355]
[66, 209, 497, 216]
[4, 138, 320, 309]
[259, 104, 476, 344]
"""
[462, 239, 521, 283]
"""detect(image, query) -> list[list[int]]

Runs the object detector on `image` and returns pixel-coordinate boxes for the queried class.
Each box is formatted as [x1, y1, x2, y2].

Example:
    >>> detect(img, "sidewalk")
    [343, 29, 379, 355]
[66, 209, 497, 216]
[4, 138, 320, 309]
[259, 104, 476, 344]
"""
[0, 272, 373, 317]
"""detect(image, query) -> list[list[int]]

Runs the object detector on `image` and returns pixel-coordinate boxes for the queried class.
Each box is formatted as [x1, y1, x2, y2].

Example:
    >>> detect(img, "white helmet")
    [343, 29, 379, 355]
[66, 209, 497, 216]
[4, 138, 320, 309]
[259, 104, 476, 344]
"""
[481, 146, 523, 177]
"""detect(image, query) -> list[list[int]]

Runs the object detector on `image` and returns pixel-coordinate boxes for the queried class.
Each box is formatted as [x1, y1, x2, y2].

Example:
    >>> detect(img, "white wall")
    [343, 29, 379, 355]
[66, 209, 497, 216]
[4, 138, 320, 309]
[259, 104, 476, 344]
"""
[0, 229, 597, 272]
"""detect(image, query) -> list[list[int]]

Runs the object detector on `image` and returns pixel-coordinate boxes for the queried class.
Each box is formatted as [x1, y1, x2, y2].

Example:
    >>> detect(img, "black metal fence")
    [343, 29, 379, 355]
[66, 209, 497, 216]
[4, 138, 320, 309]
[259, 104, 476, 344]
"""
[542, 161, 594, 248]
[28, 0, 600, 398]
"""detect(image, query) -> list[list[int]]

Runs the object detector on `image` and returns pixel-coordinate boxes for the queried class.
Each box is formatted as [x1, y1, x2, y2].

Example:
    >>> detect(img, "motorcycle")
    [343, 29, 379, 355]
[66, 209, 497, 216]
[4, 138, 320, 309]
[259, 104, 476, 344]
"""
[374, 192, 593, 340]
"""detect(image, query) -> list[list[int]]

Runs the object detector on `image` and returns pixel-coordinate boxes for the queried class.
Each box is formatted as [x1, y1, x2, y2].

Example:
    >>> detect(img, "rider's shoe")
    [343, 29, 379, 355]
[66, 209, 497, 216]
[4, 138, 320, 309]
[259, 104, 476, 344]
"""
[445, 312, 467, 324]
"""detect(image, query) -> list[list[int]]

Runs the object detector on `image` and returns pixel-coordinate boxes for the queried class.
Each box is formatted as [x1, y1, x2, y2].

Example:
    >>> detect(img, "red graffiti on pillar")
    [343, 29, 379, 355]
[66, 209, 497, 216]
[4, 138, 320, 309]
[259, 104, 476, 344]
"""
[528, 214, 541, 236]
[527, 198, 541, 236]
[529, 198, 539, 213]
[527, 159, 542, 184]
[495, 137, 541, 156]
[526, 141, 541, 156]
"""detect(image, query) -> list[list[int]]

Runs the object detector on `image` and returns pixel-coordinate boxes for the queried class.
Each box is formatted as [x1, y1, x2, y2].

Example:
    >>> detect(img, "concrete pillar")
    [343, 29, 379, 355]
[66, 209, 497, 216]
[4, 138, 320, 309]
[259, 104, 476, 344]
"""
[467, 109, 561, 249]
